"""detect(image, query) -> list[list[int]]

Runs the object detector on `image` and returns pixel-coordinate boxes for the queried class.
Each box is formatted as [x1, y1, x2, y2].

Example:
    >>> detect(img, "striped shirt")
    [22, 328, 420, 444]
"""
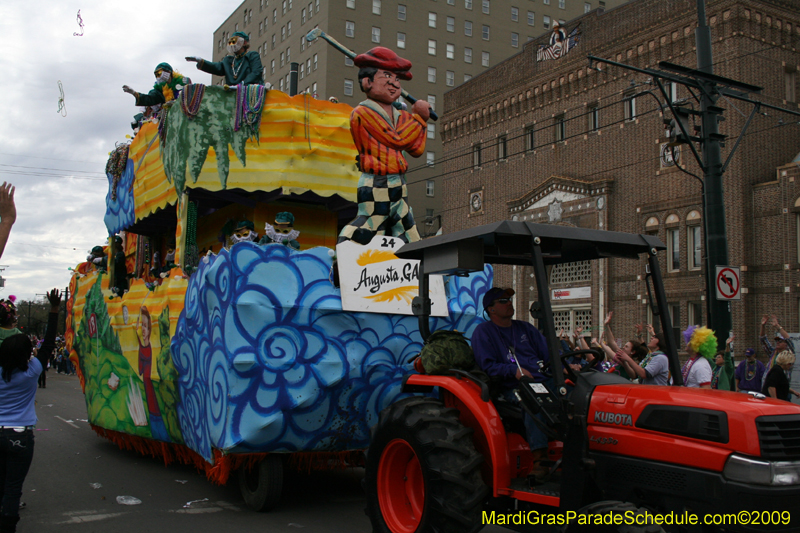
[350, 100, 426, 176]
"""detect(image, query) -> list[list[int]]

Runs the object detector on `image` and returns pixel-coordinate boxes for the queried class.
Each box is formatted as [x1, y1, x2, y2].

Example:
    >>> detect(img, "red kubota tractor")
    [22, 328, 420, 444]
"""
[364, 221, 800, 533]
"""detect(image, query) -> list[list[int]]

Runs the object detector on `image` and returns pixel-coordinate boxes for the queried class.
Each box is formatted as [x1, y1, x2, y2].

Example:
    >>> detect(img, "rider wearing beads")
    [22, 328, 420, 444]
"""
[122, 63, 190, 107]
[186, 32, 264, 88]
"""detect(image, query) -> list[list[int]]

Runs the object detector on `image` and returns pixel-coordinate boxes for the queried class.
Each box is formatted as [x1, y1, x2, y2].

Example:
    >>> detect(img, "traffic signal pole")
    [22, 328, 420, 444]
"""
[694, 0, 731, 338]
[588, 0, 800, 339]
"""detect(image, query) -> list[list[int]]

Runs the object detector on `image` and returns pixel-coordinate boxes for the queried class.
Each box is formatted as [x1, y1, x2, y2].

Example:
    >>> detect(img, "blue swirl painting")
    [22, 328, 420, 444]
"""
[171, 242, 492, 462]
[104, 157, 135, 235]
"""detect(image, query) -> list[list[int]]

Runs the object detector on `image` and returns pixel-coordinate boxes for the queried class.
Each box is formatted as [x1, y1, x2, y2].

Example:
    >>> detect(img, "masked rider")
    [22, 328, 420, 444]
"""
[185, 31, 264, 88]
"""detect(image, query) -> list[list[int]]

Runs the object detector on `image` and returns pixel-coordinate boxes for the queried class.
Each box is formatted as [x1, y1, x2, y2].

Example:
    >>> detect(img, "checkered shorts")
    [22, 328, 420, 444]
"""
[338, 173, 420, 245]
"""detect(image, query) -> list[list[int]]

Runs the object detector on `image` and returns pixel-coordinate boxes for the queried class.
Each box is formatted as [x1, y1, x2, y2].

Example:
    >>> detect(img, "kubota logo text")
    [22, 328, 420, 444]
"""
[594, 411, 633, 426]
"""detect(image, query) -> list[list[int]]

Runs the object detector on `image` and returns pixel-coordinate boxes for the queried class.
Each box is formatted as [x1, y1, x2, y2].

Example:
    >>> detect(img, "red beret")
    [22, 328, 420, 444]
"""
[353, 47, 413, 80]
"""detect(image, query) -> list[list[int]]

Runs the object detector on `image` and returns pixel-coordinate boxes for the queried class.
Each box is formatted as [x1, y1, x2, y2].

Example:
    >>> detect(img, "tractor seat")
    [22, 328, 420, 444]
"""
[491, 393, 527, 437]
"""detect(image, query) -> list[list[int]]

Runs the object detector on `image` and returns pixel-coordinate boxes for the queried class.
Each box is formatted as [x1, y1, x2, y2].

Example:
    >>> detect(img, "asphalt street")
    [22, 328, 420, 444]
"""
[18, 372, 515, 533]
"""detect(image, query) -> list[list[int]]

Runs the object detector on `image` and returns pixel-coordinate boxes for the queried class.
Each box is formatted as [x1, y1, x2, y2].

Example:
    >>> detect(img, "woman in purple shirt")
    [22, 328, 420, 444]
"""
[0, 289, 60, 533]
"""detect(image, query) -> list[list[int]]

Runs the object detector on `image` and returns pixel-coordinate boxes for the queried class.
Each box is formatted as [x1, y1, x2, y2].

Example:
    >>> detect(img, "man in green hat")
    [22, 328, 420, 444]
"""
[87, 246, 107, 272]
[260, 212, 300, 250]
[122, 63, 191, 107]
[186, 32, 264, 87]
[228, 219, 259, 248]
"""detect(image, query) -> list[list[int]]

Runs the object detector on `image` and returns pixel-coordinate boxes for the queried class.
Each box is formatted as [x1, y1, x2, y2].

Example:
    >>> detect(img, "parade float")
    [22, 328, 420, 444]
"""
[65, 84, 490, 509]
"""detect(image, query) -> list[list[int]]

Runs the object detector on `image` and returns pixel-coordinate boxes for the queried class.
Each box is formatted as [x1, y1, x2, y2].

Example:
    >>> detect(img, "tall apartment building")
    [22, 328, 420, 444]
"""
[210, 0, 628, 235]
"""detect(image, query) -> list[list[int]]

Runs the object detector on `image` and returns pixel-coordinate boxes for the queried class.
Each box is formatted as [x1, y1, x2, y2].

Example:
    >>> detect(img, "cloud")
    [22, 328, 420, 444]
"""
[0, 0, 235, 300]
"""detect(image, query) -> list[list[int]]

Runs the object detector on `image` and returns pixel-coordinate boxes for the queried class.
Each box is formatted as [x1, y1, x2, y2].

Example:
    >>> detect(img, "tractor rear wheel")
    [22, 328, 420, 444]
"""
[365, 397, 489, 533]
[238, 454, 283, 512]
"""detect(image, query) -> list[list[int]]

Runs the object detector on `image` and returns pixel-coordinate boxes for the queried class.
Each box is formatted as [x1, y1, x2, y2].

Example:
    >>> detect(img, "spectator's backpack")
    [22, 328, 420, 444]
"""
[418, 330, 488, 381]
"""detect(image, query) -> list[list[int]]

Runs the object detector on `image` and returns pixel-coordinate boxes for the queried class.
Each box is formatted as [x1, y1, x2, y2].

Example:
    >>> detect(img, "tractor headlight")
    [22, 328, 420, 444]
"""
[723, 454, 800, 486]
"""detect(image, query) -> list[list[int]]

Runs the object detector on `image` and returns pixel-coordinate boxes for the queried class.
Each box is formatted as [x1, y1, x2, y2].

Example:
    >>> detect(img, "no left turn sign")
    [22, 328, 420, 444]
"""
[716, 266, 741, 301]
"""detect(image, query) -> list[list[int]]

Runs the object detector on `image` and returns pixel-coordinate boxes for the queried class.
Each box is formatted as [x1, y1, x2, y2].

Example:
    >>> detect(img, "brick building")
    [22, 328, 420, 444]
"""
[440, 0, 800, 353]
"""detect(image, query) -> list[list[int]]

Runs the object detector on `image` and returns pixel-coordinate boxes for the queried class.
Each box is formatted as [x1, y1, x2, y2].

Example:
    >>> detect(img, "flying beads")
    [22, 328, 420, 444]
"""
[73, 10, 84, 36]
[57, 80, 67, 117]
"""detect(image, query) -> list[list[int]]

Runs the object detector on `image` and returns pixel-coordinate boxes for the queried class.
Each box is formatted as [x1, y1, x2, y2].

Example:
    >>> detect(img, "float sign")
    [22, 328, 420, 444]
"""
[338, 236, 449, 316]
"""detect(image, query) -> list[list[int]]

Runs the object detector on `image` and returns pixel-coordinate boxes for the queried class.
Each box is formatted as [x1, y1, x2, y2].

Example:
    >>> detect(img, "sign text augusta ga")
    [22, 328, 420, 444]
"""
[337, 236, 448, 316]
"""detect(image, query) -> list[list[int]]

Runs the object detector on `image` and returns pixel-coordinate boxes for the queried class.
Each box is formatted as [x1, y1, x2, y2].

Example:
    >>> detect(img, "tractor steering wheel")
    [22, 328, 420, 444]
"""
[559, 349, 604, 382]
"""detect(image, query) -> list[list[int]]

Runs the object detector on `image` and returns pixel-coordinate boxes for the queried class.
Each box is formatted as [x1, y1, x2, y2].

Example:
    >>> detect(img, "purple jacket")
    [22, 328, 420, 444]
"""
[471, 320, 550, 389]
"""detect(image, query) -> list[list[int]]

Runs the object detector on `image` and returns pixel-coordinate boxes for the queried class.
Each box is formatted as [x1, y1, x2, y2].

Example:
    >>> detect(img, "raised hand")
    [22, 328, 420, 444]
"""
[47, 289, 62, 311]
[604, 311, 613, 325]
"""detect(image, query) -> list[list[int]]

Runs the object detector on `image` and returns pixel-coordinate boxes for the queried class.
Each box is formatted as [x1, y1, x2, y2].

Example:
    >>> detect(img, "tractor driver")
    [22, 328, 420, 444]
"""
[472, 288, 551, 473]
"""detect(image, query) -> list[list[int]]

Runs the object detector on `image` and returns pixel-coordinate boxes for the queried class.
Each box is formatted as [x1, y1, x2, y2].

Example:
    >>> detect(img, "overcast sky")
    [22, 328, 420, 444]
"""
[0, 1, 240, 302]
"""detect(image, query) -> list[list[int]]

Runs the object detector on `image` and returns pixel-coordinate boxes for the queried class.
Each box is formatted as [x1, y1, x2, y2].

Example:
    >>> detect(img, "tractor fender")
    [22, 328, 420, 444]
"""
[403, 373, 513, 496]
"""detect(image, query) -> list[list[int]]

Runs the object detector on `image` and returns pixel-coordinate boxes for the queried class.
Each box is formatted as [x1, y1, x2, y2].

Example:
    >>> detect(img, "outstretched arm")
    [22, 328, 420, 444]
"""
[604, 312, 620, 352]
[0, 182, 16, 260]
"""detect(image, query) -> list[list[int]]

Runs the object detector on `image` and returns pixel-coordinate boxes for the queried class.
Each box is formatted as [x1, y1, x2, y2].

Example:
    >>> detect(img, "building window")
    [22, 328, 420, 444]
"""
[446, 43, 455, 59]
[588, 103, 599, 132]
[398, 4, 406, 20]
[373, 0, 381, 14]
[345, 21, 355, 37]
[446, 70, 455, 86]
[667, 227, 680, 271]
[301, 8, 306, 23]
[342, 79, 353, 96]
[465, 0, 472, 9]
[306, 58, 311, 72]
[428, 66, 437, 83]
[427, 95, 436, 111]
[429, 12, 437, 28]
[624, 91, 637, 120]
[427, 123, 436, 139]
[688, 224, 702, 270]
[426, 152, 435, 167]
[559, 0, 565, 8]
[281, 25, 286, 41]
[347, 0, 355, 7]
[543, 15, 550, 29]
[286, 47, 290, 62]
[481, 51, 489, 67]
[372, 27, 381, 43]
[511, 32, 519, 47]
[345, 56, 354, 66]
[426, 180, 435, 196]
[667, 81, 678, 103]
[464, 47, 473, 63]
[279, 78, 284, 91]
[688, 302, 703, 328]
[259, 21, 264, 34]
[301, 35, 305, 51]
[498, 135, 507, 160]
[525, 125, 535, 151]
[300, 63, 305, 78]
[511, 6, 519, 21]
[465, 20, 473, 36]
[473, 143, 482, 168]
[482, 0, 490, 14]
[786, 68, 797, 103]
[554, 114, 566, 142]
[428, 39, 437, 55]
[482, 25, 490, 40]
[527, 11, 534, 25]
[282, 0, 287, 14]
[446, 16, 455, 32]
[464, 74, 472, 82]
[273, 8, 277, 22]
[585, 2, 591, 12]
[313, 53, 318, 69]
[308, 1, 313, 16]
[280, 52, 285, 67]
[397, 32, 406, 48]
[271, 59, 275, 74]
[272, 34, 276, 49]
[287, 21, 292, 35]
[312, 81, 317, 95]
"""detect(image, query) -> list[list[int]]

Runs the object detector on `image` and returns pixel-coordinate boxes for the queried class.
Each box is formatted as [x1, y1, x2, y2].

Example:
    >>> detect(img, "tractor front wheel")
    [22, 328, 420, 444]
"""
[365, 397, 489, 533]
